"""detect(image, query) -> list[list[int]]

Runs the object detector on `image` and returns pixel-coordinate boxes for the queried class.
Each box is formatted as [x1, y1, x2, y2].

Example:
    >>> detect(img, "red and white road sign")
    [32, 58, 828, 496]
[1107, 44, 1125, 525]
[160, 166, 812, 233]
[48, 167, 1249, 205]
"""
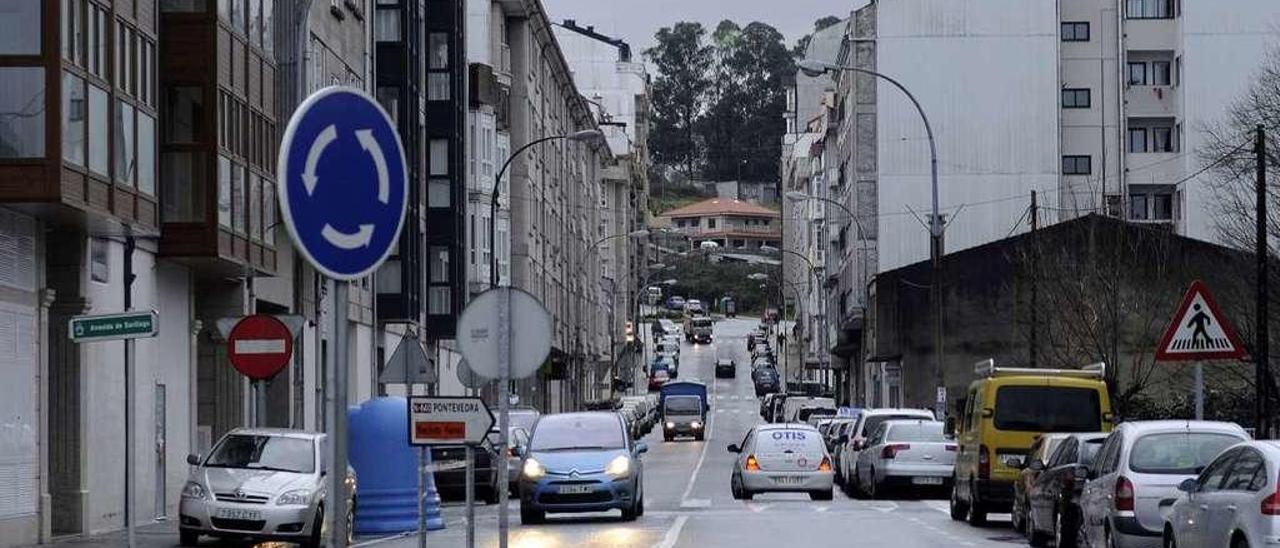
[1155, 280, 1247, 362]
[227, 314, 294, 380]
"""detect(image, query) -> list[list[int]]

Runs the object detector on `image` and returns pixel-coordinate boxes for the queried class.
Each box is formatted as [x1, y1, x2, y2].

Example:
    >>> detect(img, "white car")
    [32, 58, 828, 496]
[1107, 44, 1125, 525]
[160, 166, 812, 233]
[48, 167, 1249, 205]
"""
[837, 408, 935, 496]
[853, 419, 956, 498]
[1162, 440, 1280, 548]
[179, 428, 355, 547]
[728, 424, 834, 501]
[1079, 420, 1249, 548]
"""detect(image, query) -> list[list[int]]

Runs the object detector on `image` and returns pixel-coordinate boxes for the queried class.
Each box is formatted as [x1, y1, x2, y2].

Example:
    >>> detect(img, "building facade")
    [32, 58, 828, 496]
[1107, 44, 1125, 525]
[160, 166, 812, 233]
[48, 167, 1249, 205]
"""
[662, 198, 782, 250]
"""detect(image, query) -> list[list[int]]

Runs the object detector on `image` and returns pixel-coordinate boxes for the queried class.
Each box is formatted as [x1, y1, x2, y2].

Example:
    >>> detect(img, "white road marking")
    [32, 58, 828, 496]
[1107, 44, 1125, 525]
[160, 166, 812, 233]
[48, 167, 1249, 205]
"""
[868, 501, 899, 513]
[815, 505, 830, 513]
[651, 515, 689, 548]
[746, 503, 772, 512]
[923, 500, 950, 515]
[680, 498, 711, 508]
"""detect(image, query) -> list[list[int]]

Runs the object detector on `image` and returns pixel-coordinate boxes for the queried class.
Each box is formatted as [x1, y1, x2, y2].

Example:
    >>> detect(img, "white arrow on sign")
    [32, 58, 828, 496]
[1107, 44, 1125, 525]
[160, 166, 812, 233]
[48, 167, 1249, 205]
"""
[408, 396, 495, 446]
[321, 223, 375, 249]
[302, 124, 337, 196]
[355, 129, 391, 204]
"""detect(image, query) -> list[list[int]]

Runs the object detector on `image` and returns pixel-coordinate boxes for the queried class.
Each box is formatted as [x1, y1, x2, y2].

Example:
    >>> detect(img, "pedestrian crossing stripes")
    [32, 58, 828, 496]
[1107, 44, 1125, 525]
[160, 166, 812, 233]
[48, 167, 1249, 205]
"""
[1168, 337, 1231, 350]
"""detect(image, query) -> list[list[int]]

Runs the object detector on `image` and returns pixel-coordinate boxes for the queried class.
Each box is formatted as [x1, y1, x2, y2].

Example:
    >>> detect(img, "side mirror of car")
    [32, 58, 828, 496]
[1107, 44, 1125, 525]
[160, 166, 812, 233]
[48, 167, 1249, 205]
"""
[851, 440, 865, 451]
[1177, 478, 1199, 493]
[512, 446, 525, 458]
[727, 443, 741, 453]
[636, 442, 649, 455]
[186, 453, 201, 466]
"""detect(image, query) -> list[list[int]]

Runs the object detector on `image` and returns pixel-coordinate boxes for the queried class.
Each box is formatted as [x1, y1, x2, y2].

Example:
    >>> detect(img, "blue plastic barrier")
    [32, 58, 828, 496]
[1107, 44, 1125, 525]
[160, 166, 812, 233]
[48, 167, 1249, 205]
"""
[348, 397, 445, 534]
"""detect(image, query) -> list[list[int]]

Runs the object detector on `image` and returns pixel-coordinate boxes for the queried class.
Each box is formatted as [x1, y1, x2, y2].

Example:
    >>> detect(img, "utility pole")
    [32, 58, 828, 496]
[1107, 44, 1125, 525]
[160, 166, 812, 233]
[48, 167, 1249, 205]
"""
[1255, 124, 1270, 437]
[1030, 191, 1038, 369]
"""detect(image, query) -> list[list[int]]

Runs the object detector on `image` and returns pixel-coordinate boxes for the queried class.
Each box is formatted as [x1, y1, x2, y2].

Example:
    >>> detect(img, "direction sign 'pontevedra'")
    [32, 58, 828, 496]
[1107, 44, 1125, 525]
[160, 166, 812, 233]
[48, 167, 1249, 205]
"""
[408, 396, 495, 446]
[277, 86, 408, 280]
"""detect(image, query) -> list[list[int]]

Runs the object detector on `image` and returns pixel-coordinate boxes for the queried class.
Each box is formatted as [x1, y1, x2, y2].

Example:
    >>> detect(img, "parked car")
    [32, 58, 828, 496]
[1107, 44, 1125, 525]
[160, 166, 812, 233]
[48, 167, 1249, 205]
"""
[1078, 420, 1249, 548]
[431, 441, 501, 504]
[715, 358, 736, 378]
[782, 396, 836, 424]
[489, 427, 530, 495]
[728, 424, 834, 501]
[685, 299, 706, 315]
[1012, 433, 1073, 535]
[179, 428, 356, 548]
[838, 408, 936, 497]
[666, 296, 686, 311]
[752, 367, 780, 397]
[950, 360, 1112, 525]
[818, 417, 855, 454]
[507, 407, 542, 433]
[1162, 439, 1280, 548]
[760, 392, 783, 420]
[829, 420, 859, 487]
[854, 419, 956, 498]
[648, 369, 671, 391]
[1019, 432, 1107, 547]
[659, 319, 683, 339]
[517, 412, 648, 523]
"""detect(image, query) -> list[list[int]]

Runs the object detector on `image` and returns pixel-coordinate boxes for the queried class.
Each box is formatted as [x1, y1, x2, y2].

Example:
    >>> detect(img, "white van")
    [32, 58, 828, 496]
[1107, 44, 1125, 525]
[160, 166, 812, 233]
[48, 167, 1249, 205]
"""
[783, 396, 836, 423]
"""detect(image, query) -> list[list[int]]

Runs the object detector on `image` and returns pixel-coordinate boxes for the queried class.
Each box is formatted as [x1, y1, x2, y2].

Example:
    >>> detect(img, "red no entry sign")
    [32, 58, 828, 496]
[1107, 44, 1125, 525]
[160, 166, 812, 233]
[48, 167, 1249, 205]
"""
[227, 314, 294, 380]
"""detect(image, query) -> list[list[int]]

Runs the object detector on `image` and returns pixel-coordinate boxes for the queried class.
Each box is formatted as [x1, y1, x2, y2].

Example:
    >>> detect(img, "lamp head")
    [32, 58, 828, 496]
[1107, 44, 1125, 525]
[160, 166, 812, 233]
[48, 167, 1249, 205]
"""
[798, 59, 836, 78]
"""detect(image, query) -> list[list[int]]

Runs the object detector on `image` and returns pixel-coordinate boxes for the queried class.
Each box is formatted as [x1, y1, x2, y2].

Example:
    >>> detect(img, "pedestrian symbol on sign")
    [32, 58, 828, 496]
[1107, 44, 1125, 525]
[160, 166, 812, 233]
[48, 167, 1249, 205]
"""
[1155, 280, 1247, 361]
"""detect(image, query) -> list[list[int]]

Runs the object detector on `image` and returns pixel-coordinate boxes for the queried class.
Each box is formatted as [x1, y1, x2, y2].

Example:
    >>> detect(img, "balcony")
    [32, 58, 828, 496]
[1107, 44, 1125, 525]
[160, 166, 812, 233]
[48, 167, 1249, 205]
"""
[1126, 85, 1178, 117]
[1126, 18, 1179, 51]
[1126, 151, 1183, 186]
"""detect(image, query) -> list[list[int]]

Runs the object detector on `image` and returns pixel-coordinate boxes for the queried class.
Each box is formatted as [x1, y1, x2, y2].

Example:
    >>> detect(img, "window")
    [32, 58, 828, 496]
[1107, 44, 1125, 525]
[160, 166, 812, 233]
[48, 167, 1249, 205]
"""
[63, 72, 87, 166]
[231, 0, 244, 32]
[428, 179, 450, 208]
[0, 0, 42, 55]
[1061, 21, 1089, 42]
[1063, 155, 1091, 175]
[1130, 194, 1148, 220]
[1152, 194, 1173, 220]
[161, 0, 207, 12]
[708, 218, 717, 229]
[1152, 126, 1173, 152]
[166, 87, 203, 144]
[115, 101, 136, 185]
[87, 4, 106, 77]
[63, 0, 83, 64]
[1223, 450, 1265, 491]
[1152, 61, 1171, 86]
[162, 152, 206, 222]
[992, 386, 1102, 432]
[232, 163, 246, 233]
[1196, 449, 1238, 493]
[1130, 433, 1242, 475]
[90, 238, 110, 283]
[429, 33, 449, 69]
[1062, 88, 1091, 108]
[117, 22, 133, 95]
[428, 73, 449, 101]
[262, 0, 274, 57]
[138, 113, 155, 194]
[376, 86, 399, 122]
[1175, 56, 1181, 86]
[250, 0, 262, 48]
[1127, 0, 1173, 19]
[1128, 62, 1147, 86]
[262, 181, 275, 244]
[218, 156, 232, 227]
[249, 173, 261, 240]
[88, 84, 108, 174]
[1128, 127, 1148, 153]
[218, 0, 230, 20]
[374, 5, 398, 40]
[0, 67, 46, 158]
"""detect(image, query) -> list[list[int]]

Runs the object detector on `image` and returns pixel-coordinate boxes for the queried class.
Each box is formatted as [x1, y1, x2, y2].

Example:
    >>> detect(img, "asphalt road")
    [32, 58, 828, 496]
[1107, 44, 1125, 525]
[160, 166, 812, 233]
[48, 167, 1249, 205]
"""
[385, 317, 1027, 548]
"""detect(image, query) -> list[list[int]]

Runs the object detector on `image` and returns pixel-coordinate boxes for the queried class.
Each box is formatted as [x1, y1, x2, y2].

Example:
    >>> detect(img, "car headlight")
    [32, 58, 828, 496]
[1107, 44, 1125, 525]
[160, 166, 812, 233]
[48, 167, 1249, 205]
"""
[181, 481, 206, 500]
[606, 455, 632, 478]
[276, 489, 313, 506]
[522, 458, 546, 480]
[665, 421, 675, 429]
[691, 421, 703, 429]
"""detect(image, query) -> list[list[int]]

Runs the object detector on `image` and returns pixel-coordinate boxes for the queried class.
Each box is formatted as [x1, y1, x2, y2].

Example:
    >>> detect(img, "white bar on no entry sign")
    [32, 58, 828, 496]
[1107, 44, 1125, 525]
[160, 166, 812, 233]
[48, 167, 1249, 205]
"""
[235, 339, 288, 354]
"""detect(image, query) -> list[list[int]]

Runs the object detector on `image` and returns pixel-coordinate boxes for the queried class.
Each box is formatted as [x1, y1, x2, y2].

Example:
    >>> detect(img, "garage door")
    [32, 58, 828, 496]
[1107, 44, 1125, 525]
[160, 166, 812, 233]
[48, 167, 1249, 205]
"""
[0, 208, 37, 519]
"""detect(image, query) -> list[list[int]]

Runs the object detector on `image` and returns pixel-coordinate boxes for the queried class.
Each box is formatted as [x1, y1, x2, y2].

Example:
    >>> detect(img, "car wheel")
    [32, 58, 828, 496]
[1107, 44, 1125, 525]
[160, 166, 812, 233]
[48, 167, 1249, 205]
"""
[1057, 508, 1080, 548]
[867, 472, 880, 500]
[966, 482, 987, 526]
[731, 475, 744, 499]
[520, 503, 545, 525]
[695, 433, 705, 441]
[636, 493, 645, 517]
[301, 506, 323, 548]
[1162, 526, 1177, 548]
[1231, 535, 1250, 548]
[949, 482, 968, 521]
[1012, 496, 1025, 534]
[1028, 511, 1050, 547]
[179, 529, 199, 546]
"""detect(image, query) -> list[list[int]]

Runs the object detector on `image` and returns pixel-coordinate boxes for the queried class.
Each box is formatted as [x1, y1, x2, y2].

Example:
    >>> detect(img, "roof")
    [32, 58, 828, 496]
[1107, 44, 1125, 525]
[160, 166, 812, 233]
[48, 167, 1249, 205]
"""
[661, 198, 781, 219]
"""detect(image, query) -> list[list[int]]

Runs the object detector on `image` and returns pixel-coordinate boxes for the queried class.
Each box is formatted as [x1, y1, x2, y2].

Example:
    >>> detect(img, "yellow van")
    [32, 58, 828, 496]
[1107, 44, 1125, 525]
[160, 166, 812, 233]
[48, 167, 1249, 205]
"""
[949, 359, 1113, 525]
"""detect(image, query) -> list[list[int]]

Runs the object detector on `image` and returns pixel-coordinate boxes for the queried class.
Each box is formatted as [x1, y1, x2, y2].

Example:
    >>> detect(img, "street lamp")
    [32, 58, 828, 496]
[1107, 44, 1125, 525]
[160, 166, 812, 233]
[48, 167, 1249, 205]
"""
[797, 58, 946, 418]
[488, 129, 606, 287]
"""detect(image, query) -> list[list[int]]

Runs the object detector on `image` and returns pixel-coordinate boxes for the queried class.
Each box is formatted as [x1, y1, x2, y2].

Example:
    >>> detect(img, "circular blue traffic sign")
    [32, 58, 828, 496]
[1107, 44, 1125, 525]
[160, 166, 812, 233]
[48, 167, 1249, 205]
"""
[277, 86, 408, 280]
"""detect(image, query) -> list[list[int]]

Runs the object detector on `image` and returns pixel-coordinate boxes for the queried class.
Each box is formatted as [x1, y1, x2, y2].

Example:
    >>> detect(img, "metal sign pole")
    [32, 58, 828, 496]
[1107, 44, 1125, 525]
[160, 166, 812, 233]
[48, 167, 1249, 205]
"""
[497, 288, 511, 548]
[124, 236, 136, 548]
[465, 445, 476, 548]
[327, 280, 353, 545]
[256, 381, 268, 426]
[417, 446, 427, 548]
[1194, 363, 1204, 420]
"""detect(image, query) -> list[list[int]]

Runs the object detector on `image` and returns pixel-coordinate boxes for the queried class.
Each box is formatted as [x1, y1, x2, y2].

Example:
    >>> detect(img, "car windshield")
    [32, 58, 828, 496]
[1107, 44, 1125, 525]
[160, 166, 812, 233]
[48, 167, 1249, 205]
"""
[886, 422, 946, 442]
[666, 396, 703, 414]
[509, 411, 540, 432]
[798, 408, 835, 422]
[530, 415, 626, 451]
[993, 386, 1101, 432]
[204, 434, 315, 473]
[1129, 432, 1243, 474]
[1080, 438, 1106, 465]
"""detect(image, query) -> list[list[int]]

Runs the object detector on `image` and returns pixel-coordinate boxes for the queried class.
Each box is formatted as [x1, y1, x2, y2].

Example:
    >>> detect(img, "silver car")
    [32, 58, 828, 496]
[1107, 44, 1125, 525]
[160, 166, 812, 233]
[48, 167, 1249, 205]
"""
[853, 419, 956, 498]
[490, 426, 530, 494]
[838, 408, 936, 496]
[1079, 420, 1249, 548]
[1162, 440, 1280, 548]
[728, 424, 834, 501]
[179, 428, 356, 547]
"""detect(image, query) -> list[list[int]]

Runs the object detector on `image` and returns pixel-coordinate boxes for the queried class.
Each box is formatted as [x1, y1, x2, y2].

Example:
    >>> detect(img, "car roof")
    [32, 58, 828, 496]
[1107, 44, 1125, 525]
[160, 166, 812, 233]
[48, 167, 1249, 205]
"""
[860, 408, 934, 417]
[227, 427, 324, 440]
[1115, 420, 1248, 436]
[755, 423, 819, 433]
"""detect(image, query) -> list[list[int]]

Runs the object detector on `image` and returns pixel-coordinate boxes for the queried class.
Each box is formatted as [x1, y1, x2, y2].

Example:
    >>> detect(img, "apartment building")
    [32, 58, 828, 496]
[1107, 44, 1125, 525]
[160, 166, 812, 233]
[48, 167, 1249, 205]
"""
[662, 198, 782, 250]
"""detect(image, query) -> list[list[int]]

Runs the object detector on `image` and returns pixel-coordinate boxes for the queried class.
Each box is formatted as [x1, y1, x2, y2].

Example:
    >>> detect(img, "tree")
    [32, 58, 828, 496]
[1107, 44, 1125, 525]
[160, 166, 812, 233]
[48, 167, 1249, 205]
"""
[646, 23, 714, 177]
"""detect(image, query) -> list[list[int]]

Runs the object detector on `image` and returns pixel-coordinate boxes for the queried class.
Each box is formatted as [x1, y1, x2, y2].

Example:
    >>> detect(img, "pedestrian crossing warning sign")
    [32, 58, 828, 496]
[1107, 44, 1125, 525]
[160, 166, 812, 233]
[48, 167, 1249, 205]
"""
[1155, 280, 1247, 362]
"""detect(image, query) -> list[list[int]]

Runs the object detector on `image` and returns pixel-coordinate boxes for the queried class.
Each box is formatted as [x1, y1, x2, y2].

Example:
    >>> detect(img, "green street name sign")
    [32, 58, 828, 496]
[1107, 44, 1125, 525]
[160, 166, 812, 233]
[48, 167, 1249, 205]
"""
[69, 310, 159, 342]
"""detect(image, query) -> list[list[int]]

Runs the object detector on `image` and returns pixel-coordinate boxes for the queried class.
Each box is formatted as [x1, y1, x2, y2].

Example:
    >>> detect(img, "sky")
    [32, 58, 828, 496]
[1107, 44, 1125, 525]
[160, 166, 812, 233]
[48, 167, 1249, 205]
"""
[541, 0, 871, 56]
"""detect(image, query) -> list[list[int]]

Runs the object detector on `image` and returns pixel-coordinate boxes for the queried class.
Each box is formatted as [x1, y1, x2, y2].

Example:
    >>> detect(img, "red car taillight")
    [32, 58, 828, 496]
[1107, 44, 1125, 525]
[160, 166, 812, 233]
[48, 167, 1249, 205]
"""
[881, 444, 910, 459]
[1262, 471, 1280, 515]
[818, 456, 832, 471]
[745, 455, 761, 471]
[1114, 476, 1135, 512]
[978, 445, 990, 479]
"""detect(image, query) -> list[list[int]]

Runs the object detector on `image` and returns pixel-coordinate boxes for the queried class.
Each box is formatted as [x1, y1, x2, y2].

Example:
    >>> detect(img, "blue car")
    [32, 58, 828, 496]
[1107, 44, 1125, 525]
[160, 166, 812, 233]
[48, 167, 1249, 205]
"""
[517, 412, 648, 523]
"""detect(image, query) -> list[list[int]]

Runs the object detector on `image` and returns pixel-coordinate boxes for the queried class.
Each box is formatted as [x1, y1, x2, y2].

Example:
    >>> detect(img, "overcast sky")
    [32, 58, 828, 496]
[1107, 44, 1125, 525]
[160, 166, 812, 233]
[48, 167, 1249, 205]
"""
[542, 0, 870, 56]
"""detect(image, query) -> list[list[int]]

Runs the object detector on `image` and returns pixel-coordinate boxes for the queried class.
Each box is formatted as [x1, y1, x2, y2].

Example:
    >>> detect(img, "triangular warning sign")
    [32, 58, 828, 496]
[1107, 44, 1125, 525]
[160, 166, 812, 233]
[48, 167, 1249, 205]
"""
[1155, 280, 1247, 362]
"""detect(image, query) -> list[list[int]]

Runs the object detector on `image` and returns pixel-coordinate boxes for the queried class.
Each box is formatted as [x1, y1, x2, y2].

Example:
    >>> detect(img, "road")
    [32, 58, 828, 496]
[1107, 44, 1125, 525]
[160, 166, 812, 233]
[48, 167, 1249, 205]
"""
[393, 317, 1027, 548]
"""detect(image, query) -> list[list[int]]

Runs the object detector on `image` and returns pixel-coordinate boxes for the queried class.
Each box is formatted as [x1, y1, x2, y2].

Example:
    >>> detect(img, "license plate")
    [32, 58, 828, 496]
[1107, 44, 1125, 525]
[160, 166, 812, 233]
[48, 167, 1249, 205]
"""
[215, 507, 262, 520]
[557, 484, 593, 495]
[912, 476, 944, 486]
[771, 475, 805, 485]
